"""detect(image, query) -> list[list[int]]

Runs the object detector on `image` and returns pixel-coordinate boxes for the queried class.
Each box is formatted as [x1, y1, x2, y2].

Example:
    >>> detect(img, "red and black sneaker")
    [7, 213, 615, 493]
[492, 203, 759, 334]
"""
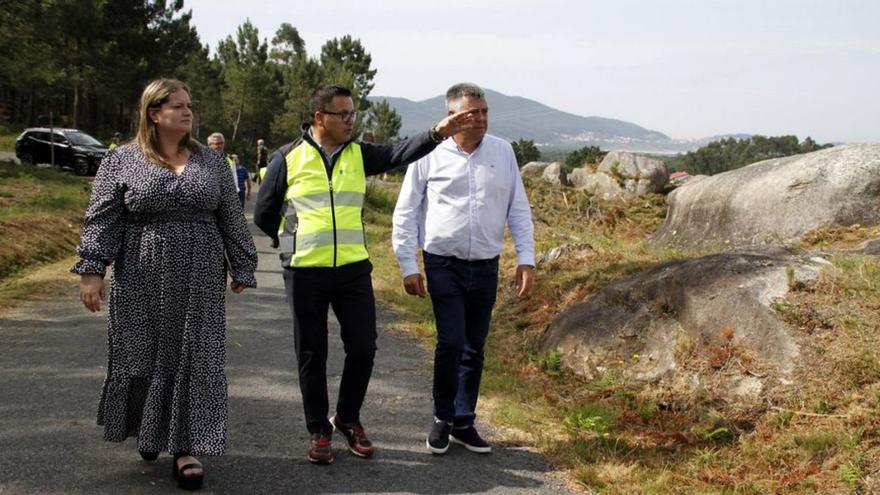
[308, 433, 334, 464]
[330, 415, 375, 458]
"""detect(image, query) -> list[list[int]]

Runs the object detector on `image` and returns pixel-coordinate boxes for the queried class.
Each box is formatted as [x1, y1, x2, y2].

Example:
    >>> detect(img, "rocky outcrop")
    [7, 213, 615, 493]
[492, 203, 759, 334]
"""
[541, 162, 568, 186]
[597, 151, 669, 195]
[521, 161, 552, 178]
[653, 144, 880, 249]
[522, 161, 569, 186]
[566, 151, 668, 198]
[541, 249, 827, 390]
[568, 169, 623, 198]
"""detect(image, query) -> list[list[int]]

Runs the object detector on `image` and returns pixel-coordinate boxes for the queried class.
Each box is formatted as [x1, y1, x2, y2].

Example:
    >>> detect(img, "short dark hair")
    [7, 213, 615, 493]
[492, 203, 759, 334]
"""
[310, 85, 352, 121]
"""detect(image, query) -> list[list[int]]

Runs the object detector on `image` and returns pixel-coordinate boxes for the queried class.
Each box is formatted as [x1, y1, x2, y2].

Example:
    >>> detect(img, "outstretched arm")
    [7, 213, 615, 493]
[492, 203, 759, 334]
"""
[361, 108, 484, 176]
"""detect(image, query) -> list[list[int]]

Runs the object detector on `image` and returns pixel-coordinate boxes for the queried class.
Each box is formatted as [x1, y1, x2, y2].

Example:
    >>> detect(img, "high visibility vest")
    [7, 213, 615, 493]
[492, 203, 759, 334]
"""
[226, 156, 239, 192]
[278, 142, 367, 268]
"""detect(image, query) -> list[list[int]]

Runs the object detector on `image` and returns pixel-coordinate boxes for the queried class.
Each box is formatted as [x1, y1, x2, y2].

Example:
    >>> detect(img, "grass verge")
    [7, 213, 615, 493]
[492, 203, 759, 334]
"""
[0, 161, 91, 302]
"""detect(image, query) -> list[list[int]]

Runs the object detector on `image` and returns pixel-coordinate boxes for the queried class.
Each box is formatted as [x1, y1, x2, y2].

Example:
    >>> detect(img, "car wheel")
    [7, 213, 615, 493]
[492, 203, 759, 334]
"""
[74, 157, 90, 176]
[19, 152, 34, 166]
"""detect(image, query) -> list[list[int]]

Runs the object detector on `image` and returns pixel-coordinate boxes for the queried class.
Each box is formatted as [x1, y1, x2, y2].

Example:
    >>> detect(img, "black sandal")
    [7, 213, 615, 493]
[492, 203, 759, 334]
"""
[172, 454, 204, 491]
[139, 450, 159, 461]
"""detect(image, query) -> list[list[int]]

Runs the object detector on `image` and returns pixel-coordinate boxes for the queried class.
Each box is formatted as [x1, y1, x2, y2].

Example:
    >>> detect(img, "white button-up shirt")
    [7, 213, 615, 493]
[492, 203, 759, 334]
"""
[392, 134, 535, 278]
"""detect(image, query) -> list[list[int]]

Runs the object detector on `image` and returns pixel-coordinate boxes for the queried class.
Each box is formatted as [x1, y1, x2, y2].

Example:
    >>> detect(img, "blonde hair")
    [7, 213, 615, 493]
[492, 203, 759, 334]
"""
[136, 78, 201, 168]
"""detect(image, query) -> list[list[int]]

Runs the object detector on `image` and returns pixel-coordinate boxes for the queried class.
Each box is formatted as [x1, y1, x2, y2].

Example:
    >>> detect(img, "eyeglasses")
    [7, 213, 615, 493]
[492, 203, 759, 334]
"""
[321, 110, 357, 122]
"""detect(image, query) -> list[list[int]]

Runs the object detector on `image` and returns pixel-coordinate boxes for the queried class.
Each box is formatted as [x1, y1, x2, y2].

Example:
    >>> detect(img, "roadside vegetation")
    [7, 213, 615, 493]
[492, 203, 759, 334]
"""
[366, 178, 880, 494]
[0, 161, 90, 311]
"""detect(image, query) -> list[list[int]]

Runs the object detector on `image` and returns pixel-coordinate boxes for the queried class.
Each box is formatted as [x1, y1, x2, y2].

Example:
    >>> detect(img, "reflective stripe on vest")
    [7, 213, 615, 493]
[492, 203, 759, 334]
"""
[278, 142, 368, 268]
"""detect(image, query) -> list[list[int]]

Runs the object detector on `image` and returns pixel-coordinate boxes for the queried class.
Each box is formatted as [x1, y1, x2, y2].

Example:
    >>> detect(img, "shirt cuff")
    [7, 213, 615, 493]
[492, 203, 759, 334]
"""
[399, 259, 421, 279]
[70, 258, 107, 277]
[517, 252, 536, 267]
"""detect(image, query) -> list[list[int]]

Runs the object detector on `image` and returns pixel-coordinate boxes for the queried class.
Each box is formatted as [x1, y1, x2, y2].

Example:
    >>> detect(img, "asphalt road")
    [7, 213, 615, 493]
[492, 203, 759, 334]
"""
[0, 194, 573, 494]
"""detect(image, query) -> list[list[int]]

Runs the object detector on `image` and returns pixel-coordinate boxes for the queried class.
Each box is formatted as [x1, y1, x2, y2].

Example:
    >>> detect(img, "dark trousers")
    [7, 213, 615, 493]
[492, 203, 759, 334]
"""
[282, 260, 377, 435]
[423, 251, 498, 428]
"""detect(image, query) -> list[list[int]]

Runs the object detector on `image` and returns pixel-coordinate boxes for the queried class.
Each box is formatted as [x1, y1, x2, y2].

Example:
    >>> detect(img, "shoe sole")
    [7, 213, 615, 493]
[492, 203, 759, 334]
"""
[307, 455, 334, 465]
[426, 438, 449, 455]
[450, 436, 492, 453]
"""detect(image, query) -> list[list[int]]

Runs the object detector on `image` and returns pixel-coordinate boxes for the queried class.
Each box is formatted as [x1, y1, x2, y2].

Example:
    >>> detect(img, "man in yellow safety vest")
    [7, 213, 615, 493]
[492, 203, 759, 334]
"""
[254, 84, 476, 465]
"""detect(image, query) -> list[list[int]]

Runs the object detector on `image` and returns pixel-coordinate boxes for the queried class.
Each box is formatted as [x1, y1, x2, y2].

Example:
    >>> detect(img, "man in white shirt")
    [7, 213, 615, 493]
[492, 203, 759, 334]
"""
[392, 82, 535, 455]
[207, 132, 239, 194]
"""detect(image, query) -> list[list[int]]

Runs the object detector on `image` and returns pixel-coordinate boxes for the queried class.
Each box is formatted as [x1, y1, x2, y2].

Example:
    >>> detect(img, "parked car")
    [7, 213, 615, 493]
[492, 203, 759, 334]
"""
[15, 127, 109, 176]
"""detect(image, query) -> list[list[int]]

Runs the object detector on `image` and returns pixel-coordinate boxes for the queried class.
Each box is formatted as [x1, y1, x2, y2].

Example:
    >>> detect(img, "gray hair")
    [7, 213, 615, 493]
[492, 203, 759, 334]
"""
[207, 132, 225, 144]
[445, 83, 485, 110]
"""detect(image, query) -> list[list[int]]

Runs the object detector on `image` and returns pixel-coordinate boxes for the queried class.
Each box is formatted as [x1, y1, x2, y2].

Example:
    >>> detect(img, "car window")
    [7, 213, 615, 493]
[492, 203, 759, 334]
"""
[29, 132, 48, 141]
[66, 131, 103, 146]
[53, 133, 68, 144]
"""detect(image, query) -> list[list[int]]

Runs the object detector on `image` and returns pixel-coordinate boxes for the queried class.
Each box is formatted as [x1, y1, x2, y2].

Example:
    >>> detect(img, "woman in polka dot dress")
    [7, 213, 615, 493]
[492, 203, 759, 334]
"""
[72, 78, 257, 490]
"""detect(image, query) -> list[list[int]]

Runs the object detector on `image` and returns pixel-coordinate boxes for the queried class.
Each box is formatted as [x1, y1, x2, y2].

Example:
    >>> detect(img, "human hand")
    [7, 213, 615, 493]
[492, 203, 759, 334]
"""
[80, 274, 106, 312]
[433, 109, 482, 138]
[230, 281, 247, 293]
[403, 274, 426, 298]
[515, 265, 534, 297]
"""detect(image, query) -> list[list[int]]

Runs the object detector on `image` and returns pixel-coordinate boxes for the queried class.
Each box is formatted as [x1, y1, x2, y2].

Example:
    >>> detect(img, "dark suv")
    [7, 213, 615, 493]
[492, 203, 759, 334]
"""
[15, 128, 109, 176]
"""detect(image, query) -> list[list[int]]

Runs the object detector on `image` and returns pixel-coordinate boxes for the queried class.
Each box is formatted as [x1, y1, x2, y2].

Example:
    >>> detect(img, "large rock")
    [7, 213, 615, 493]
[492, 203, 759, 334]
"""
[541, 249, 827, 387]
[566, 152, 668, 198]
[521, 161, 552, 178]
[541, 162, 568, 186]
[567, 169, 623, 198]
[597, 151, 669, 193]
[653, 144, 880, 249]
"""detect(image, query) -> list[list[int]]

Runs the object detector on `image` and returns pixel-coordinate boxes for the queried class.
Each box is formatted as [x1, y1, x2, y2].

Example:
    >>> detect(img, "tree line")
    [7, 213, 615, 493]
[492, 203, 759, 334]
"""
[0, 1, 401, 166]
[667, 135, 833, 175]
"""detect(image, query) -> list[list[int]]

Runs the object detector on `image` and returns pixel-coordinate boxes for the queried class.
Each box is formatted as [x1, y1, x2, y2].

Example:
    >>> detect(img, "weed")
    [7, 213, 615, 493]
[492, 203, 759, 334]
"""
[772, 409, 794, 428]
[572, 465, 605, 489]
[586, 369, 616, 393]
[838, 460, 862, 487]
[564, 402, 616, 435]
[791, 431, 839, 461]
[530, 350, 564, 377]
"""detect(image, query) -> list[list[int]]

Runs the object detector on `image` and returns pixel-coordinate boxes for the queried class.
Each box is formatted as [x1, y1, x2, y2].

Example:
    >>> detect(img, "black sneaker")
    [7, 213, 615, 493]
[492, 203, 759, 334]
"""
[450, 426, 492, 453]
[426, 418, 453, 454]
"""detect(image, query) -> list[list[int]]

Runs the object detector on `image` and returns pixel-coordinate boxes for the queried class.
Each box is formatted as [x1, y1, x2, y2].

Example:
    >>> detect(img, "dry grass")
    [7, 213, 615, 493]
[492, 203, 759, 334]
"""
[366, 177, 880, 494]
[0, 162, 91, 283]
[0, 256, 79, 315]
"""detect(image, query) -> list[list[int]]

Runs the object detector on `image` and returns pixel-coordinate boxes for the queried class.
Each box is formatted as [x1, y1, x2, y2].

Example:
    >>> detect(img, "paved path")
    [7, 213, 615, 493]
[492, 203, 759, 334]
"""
[0, 197, 572, 494]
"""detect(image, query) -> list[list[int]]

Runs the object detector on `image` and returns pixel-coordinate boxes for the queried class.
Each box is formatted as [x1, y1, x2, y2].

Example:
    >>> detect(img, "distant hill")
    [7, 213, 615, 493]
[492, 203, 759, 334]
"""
[368, 90, 747, 153]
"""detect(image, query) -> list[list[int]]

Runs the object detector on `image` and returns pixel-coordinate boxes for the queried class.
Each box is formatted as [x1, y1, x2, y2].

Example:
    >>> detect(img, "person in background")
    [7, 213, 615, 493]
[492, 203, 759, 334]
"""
[232, 153, 252, 207]
[207, 132, 239, 195]
[255, 138, 268, 184]
[253, 84, 478, 465]
[108, 132, 122, 150]
[72, 78, 257, 490]
[392, 82, 535, 456]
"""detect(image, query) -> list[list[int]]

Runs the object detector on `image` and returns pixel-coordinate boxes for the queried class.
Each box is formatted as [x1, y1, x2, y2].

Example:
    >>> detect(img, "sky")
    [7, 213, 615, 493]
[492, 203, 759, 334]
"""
[186, 0, 880, 143]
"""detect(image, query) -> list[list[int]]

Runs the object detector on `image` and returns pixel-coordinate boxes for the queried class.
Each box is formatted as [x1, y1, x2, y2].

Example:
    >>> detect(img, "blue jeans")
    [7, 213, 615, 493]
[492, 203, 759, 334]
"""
[423, 251, 499, 428]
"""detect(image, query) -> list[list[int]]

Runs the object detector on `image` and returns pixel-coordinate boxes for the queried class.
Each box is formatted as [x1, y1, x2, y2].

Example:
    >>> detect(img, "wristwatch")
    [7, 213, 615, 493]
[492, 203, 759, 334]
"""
[428, 125, 444, 143]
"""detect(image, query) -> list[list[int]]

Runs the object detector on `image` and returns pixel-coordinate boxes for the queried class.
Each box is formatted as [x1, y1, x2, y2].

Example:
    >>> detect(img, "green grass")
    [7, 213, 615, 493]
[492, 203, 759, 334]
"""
[0, 133, 17, 152]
